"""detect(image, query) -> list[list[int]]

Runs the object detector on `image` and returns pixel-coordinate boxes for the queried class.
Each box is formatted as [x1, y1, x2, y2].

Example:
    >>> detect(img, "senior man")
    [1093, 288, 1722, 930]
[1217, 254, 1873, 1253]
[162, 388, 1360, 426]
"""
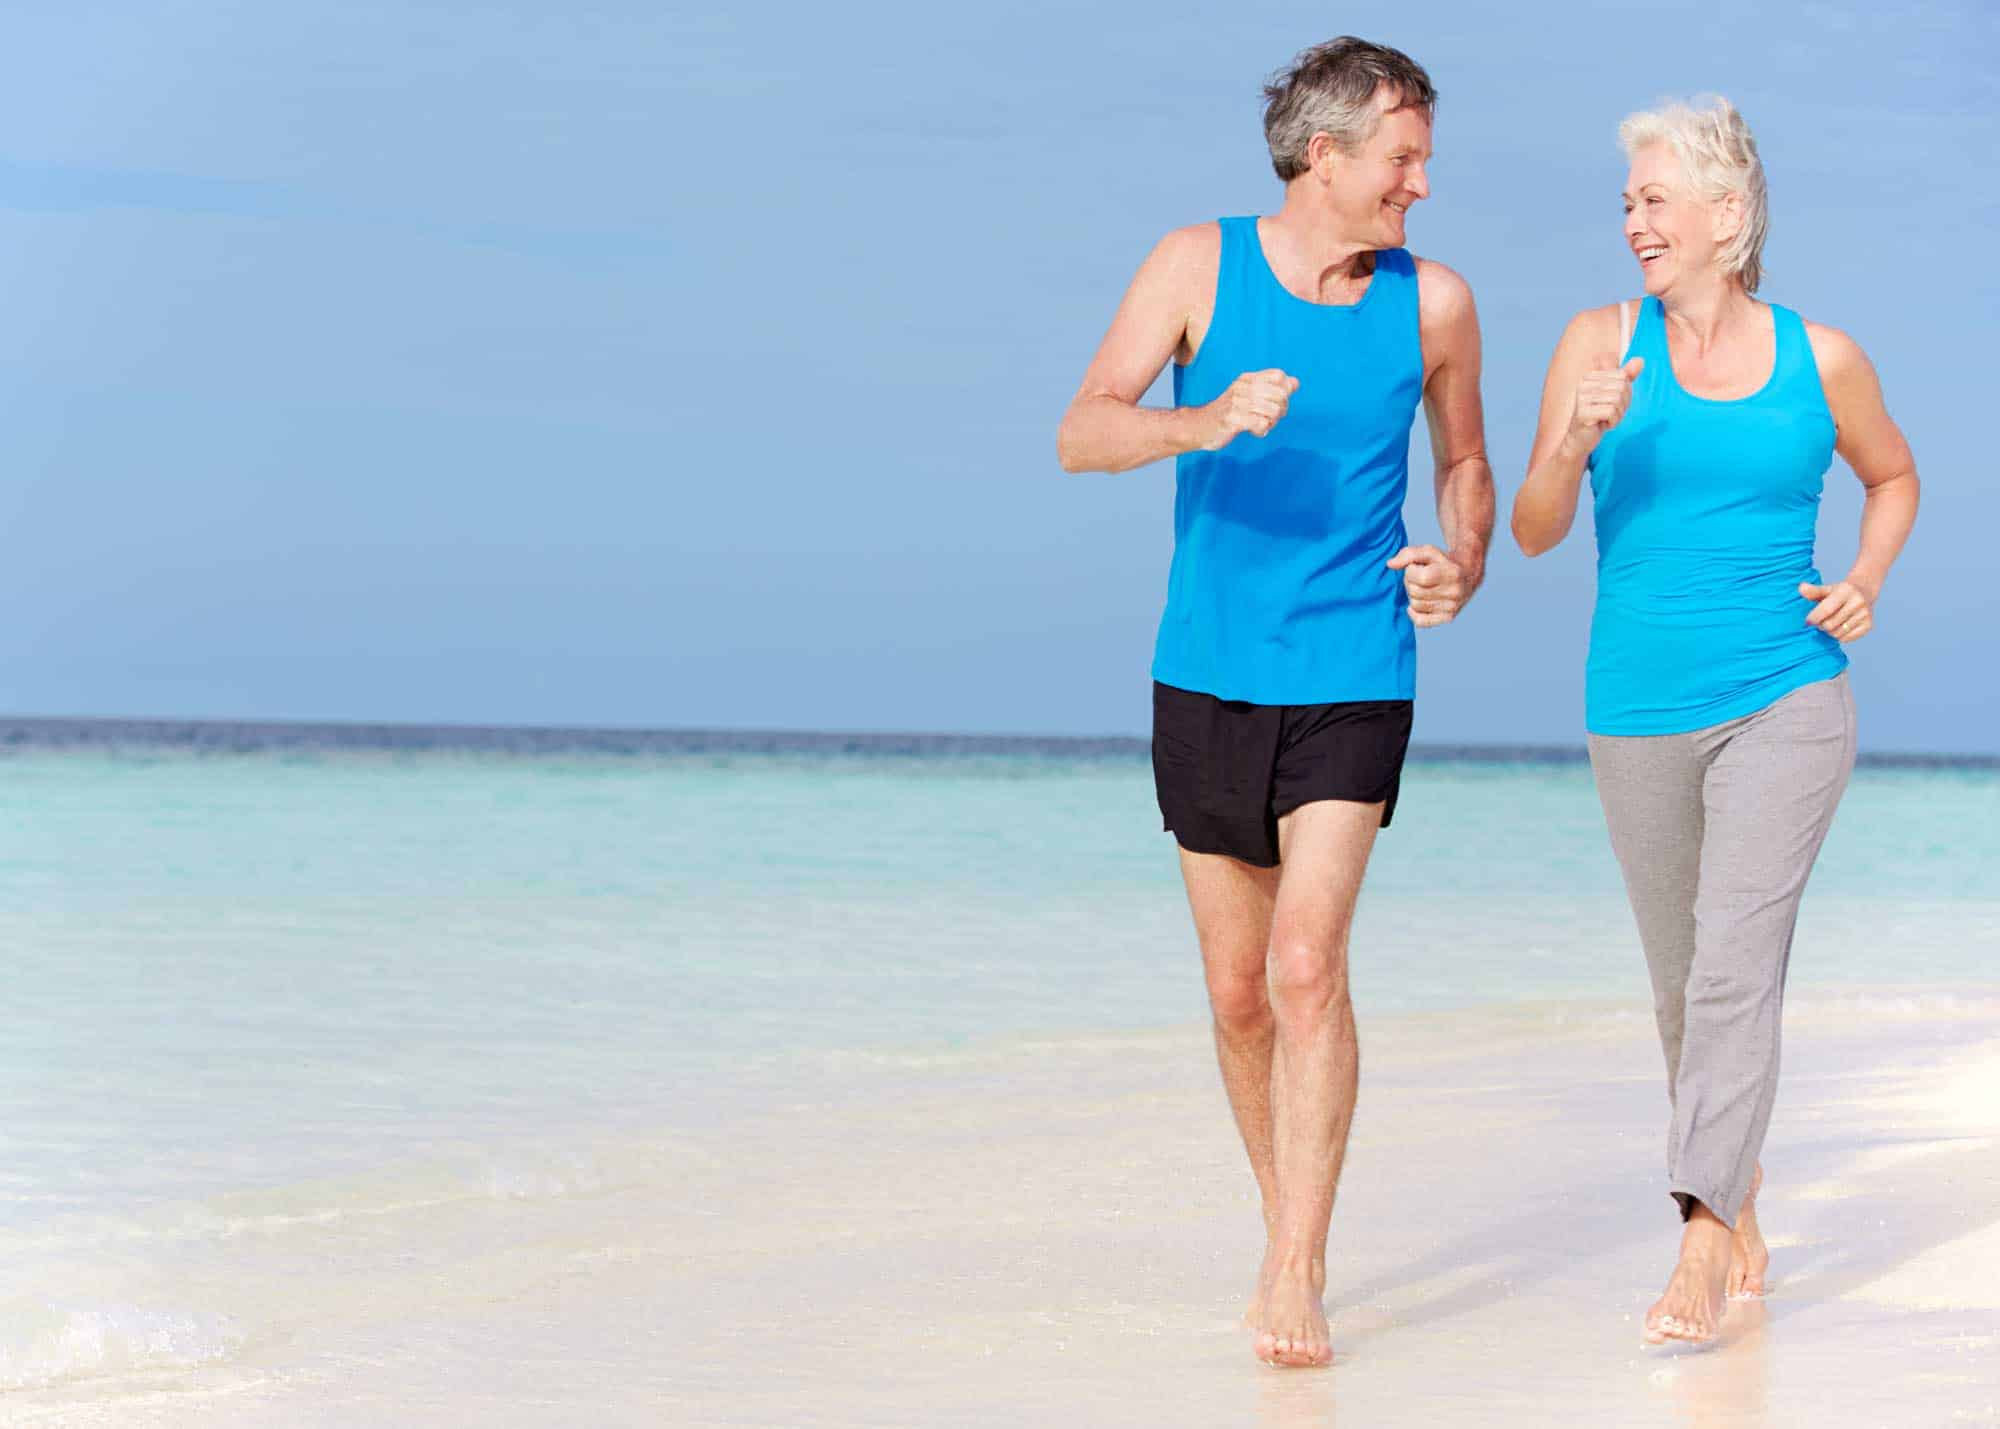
[1057, 36, 1494, 1368]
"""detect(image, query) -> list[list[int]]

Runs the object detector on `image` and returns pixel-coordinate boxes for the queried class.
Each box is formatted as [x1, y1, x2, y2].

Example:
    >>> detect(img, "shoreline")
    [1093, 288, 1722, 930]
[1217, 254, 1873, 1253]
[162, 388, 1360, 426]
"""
[5, 985, 1995, 1424]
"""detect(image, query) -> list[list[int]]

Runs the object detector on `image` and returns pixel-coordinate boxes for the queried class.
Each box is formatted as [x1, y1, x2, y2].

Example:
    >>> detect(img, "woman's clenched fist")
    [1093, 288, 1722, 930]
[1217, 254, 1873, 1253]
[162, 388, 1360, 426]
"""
[1566, 357, 1645, 452]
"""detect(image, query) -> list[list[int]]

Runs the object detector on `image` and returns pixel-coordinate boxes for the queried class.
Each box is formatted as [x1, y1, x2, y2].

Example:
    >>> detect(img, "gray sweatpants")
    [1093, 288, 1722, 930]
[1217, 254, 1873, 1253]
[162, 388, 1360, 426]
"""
[1587, 673, 1855, 1228]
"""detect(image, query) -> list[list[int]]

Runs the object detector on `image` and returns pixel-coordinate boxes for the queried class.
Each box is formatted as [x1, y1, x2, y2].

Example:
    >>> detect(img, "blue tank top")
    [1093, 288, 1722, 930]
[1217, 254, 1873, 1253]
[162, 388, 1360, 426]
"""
[1152, 216, 1423, 706]
[1586, 296, 1847, 735]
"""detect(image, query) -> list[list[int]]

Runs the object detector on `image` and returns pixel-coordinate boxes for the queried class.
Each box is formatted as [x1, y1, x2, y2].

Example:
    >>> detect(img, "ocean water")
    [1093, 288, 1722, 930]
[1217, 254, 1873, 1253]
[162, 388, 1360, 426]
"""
[0, 723, 1993, 1397]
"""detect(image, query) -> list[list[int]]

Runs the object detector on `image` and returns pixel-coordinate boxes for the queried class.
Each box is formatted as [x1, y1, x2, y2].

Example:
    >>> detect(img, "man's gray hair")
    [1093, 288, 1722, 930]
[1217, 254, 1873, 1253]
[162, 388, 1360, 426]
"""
[1262, 38, 1437, 183]
[1619, 96, 1770, 294]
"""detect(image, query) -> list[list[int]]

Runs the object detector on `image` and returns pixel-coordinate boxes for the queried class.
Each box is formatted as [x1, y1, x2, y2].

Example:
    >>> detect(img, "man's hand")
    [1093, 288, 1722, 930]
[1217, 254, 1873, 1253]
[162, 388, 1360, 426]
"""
[1800, 577, 1877, 643]
[1386, 544, 1474, 628]
[1201, 369, 1298, 450]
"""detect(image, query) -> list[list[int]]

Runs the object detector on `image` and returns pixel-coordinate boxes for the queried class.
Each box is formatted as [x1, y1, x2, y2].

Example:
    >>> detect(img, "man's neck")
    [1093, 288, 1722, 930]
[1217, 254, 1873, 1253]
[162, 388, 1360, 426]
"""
[1263, 199, 1376, 287]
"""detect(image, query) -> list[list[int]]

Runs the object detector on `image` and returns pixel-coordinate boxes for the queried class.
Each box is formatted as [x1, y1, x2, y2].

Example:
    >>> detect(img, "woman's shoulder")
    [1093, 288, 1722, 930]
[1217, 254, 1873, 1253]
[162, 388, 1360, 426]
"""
[1552, 299, 1639, 367]
[1790, 310, 1871, 382]
[1787, 311, 1888, 421]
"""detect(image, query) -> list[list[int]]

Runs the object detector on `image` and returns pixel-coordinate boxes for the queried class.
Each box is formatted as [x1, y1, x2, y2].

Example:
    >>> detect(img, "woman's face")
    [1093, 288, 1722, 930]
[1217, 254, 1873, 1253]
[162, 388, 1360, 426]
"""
[1623, 143, 1723, 298]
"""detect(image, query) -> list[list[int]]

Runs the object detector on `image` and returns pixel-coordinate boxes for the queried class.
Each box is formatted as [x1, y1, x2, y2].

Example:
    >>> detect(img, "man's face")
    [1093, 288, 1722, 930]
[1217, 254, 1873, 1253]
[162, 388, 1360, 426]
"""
[1326, 96, 1433, 247]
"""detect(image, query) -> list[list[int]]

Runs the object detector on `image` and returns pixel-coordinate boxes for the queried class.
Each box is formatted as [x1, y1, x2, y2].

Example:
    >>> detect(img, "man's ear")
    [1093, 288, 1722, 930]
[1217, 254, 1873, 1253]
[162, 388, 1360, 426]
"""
[1305, 130, 1342, 182]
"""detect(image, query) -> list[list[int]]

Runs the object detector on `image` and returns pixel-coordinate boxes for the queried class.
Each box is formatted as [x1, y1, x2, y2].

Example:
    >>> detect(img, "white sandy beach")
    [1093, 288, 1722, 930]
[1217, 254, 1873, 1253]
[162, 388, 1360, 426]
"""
[4, 987, 1994, 1426]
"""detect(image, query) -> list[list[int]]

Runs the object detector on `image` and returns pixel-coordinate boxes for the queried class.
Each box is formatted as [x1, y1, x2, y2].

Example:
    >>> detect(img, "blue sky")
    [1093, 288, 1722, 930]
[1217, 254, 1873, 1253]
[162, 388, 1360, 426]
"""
[1, 2, 1992, 751]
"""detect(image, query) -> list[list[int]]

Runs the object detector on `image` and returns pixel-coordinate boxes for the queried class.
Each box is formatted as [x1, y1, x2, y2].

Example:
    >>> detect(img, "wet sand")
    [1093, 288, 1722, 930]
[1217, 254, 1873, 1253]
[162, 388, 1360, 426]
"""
[8, 990, 1997, 1426]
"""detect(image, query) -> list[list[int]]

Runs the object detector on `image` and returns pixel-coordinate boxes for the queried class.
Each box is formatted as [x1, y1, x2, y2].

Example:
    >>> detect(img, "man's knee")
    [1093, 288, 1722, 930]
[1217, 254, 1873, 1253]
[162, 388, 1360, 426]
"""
[1268, 937, 1351, 1024]
[1206, 965, 1271, 1036]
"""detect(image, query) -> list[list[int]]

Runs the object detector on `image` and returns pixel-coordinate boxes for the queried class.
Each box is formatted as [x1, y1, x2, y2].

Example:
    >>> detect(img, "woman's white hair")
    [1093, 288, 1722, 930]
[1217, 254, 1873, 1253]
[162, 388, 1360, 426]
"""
[1619, 96, 1769, 294]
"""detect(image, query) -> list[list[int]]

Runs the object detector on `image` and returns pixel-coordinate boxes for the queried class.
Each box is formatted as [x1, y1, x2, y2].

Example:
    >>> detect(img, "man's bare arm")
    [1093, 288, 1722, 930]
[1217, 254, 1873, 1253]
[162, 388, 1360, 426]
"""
[1057, 226, 1212, 473]
[1390, 259, 1494, 625]
[1058, 225, 1297, 474]
[1421, 260, 1495, 585]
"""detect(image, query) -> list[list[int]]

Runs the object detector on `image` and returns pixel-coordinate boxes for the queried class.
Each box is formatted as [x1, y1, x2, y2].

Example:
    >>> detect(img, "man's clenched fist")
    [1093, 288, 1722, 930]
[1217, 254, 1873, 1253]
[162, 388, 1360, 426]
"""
[1201, 369, 1299, 450]
[1386, 544, 1475, 629]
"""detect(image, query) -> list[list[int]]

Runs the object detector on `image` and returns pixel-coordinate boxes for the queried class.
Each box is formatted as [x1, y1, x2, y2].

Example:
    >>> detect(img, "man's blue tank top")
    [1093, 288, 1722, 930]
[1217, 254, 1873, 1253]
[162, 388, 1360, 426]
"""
[1586, 296, 1847, 735]
[1152, 216, 1423, 706]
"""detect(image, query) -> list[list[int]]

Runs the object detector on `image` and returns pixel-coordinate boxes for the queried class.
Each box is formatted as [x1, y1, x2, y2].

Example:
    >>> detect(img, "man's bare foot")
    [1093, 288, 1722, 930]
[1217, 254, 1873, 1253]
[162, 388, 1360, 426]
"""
[1245, 1240, 1276, 1328]
[1645, 1209, 1733, 1344]
[1253, 1255, 1331, 1367]
[1727, 1164, 1769, 1299]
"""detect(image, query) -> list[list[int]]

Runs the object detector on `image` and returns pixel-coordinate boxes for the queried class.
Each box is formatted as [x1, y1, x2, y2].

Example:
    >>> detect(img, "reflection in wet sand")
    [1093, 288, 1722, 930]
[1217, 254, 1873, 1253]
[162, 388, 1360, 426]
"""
[1656, 1297, 1770, 1427]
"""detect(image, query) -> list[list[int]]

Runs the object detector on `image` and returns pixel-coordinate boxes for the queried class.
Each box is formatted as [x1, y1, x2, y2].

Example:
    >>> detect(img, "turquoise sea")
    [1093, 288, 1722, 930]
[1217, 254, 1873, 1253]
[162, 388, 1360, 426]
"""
[0, 721, 1993, 1392]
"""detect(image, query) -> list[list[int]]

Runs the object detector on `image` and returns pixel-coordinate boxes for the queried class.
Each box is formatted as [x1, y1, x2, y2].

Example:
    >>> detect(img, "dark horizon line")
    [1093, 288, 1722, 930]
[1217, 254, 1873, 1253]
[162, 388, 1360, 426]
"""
[0, 712, 1993, 770]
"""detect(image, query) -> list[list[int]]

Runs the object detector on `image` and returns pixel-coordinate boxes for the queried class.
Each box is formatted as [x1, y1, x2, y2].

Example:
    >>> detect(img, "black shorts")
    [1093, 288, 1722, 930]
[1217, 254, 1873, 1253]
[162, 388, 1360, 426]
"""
[1151, 681, 1414, 868]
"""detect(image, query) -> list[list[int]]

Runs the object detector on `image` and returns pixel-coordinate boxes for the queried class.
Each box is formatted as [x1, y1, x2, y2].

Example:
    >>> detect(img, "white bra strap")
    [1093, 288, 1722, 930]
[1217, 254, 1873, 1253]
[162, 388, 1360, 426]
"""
[1617, 299, 1633, 360]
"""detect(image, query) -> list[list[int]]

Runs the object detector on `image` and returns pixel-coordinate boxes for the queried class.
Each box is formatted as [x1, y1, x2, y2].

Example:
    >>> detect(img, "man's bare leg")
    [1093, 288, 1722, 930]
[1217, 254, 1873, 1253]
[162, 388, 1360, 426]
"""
[1255, 799, 1379, 1368]
[1177, 849, 1282, 1323]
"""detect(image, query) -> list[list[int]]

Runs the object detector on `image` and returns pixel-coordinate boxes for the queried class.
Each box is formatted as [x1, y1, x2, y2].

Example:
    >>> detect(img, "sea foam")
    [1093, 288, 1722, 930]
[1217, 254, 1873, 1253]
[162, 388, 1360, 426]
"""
[0, 1301, 244, 1391]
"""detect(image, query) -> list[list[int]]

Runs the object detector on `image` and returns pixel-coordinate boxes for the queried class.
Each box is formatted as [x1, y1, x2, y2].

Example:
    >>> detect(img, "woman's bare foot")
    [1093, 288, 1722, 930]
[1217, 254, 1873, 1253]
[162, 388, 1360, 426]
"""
[1727, 1164, 1769, 1299]
[1645, 1208, 1733, 1344]
[1253, 1255, 1331, 1367]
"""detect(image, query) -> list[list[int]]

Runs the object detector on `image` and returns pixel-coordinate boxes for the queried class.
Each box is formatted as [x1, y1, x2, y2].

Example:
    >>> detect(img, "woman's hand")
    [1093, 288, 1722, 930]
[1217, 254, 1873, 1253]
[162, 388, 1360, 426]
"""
[1800, 577, 1877, 643]
[1515, 307, 1643, 558]
[1566, 357, 1646, 453]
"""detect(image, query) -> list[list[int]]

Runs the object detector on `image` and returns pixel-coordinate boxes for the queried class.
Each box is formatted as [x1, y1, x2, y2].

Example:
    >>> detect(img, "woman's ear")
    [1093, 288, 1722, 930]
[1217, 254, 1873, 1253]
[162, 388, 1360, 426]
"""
[1713, 189, 1746, 246]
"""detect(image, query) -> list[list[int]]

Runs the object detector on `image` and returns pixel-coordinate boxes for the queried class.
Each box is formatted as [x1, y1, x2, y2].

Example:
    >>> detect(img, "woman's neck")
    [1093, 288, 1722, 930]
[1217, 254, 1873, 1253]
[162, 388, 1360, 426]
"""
[1659, 278, 1757, 352]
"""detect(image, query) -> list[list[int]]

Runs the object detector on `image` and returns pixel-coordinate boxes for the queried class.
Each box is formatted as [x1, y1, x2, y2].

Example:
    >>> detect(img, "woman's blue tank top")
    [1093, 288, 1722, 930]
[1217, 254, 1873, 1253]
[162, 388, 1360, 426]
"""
[1586, 296, 1847, 735]
[1153, 216, 1423, 706]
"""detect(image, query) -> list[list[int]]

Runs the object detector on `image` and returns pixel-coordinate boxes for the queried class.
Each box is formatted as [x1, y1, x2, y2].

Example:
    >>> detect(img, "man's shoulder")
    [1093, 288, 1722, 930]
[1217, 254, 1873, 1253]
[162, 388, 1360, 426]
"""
[1409, 254, 1474, 315]
[1129, 223, 1224, 314]
[1149, 221, 1223, 270]
[1409, 254, 1479, 340]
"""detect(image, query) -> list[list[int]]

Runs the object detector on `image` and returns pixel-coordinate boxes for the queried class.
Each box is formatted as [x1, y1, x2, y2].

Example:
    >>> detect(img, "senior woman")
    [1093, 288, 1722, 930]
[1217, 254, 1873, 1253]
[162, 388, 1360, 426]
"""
[1512, 97, 1919, 1344]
